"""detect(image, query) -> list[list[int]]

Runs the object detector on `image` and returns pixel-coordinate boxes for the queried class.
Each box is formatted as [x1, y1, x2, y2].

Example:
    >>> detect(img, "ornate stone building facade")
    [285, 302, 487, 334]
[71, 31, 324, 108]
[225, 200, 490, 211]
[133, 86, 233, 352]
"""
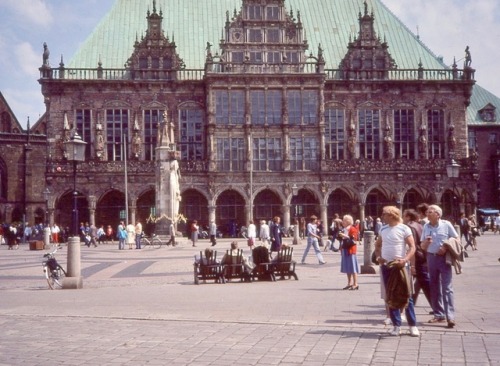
[1, 0, 482, 235]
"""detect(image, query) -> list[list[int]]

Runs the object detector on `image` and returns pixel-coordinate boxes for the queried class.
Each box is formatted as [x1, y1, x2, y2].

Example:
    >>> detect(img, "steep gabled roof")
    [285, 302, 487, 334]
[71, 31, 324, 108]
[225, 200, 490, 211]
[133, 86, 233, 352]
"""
[0, 92, 24, 133]
[467, 86, 500, 125]
[66, 0, 500, 125]
[68, 0, 446, 71]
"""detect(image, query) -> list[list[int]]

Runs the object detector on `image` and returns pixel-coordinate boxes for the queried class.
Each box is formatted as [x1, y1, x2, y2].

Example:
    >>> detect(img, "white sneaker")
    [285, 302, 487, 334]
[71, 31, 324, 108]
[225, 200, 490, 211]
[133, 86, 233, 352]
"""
[409, 326, 420, 337]
[383, 317, 392, 325]
[388, 326, 401, 336]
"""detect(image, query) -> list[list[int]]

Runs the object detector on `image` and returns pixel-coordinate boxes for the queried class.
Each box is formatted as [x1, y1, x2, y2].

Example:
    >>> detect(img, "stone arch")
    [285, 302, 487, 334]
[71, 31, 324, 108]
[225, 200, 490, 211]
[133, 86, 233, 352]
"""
[180, 188, 209, 235]
[54, 189, 89, 233]
[327, 187, 359, 218]
[215, 189, 246, 237]
[402, 185, 434, 211]
[95, 189, 125, 228]
[291, 187, 320, 220]
[253, 188, 284, 224]
[136, 188, 155, 227]
[364, 186, 393, 218]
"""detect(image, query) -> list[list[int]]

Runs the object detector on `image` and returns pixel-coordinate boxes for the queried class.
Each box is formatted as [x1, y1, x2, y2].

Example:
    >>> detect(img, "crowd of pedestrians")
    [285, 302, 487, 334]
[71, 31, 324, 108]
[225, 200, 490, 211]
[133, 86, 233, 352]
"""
[3, 203, 471, 339]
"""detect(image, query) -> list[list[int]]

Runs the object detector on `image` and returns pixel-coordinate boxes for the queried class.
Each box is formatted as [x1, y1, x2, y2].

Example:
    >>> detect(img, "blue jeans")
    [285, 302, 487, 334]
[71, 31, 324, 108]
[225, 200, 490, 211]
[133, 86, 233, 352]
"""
[301, 237, 325, 263]
[380, 264, 417, 327]
[427, 253, 455, 321]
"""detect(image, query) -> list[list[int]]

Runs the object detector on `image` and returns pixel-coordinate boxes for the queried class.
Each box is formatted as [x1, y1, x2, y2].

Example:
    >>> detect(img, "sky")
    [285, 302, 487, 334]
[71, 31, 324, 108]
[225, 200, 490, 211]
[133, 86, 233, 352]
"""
[0, 0, 499, 129]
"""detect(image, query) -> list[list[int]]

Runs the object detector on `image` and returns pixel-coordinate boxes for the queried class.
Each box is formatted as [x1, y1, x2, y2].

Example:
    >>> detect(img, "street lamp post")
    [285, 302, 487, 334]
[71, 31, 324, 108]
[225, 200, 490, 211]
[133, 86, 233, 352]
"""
[65, 131, 87, 236]
[446, 158, 461, 223]
[291, 184, 300, 245]
[63, 131, 86, 289]
[43, 187, 51, 225]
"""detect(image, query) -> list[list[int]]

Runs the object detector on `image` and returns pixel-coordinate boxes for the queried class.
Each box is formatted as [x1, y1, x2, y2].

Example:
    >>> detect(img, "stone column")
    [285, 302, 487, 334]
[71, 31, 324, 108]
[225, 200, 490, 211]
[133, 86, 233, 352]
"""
[361, 230, 377, 274]
[282, 205, 291, 232]
[62, 236, 83, 289]
[208, 205, 216, 225]
[129, 204, 137, 225]
[320, 204, 328, 236]
[89, 209, 96, 227]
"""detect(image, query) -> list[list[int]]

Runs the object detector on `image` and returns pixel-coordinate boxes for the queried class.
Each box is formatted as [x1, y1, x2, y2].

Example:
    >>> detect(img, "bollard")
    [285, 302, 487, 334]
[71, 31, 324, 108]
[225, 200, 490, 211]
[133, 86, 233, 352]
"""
[292, 225, 300, 245]
[43, 226, 51, 249]
[361, 230, 377, 274]
[62, 236, 83, 289]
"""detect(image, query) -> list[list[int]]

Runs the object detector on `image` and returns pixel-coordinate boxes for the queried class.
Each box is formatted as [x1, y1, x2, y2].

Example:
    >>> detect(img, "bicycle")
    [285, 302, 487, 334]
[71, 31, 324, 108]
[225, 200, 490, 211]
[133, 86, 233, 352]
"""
[42, 247, 66, 289]
[140, 234, 165, 249]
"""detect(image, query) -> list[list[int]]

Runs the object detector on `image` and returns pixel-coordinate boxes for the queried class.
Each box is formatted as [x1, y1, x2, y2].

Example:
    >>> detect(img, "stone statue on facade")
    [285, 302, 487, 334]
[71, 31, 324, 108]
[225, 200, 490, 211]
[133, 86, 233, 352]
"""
[348, 123, 356, 159]
[464, 46, 472, 68]
[132, 131, 142, 158]
[418, 124, 427, 159]
[95, 130, 105, 160]
[42, 42, 50, 67]
[448, 123, 456, 153]
[158, 110, 174, 147]
[384, 126, 394, 159]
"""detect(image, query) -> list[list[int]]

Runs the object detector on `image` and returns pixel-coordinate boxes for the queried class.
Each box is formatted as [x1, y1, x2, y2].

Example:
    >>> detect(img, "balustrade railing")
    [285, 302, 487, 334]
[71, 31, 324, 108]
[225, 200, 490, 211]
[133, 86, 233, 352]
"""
[40, 64, 473, 82]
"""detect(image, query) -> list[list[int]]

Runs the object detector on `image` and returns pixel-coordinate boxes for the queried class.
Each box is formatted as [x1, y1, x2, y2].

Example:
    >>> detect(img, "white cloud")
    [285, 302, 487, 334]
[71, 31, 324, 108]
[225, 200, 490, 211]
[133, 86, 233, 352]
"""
[14, 42, 41, 78]
[3, 0, 53, 28]
[2, 88, 45, 125]
[381, 0, 500, 96]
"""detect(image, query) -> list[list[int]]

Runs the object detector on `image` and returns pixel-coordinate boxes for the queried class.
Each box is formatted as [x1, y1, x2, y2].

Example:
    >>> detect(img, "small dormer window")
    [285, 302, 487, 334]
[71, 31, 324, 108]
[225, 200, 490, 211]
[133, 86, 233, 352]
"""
[479, 103, 496, 122]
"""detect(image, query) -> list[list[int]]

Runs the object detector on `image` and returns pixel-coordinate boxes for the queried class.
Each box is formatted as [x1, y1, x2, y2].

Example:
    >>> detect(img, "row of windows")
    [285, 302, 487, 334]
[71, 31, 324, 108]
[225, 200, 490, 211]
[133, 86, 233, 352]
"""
[247, 28, 281, 43]
[231, 51, 300, 64]
[246, 5, 280, 20]
[215, 89, 317, 125]
[74, 107, 448, 165]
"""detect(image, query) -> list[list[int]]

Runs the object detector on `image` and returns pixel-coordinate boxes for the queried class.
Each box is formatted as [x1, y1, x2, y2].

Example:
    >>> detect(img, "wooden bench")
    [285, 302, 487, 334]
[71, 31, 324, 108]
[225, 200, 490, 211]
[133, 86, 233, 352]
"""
[193, 250, 225, 284]
[272, 246, 298, 280]
[222, 249, 251, 282]
[251, 246, 276, 281]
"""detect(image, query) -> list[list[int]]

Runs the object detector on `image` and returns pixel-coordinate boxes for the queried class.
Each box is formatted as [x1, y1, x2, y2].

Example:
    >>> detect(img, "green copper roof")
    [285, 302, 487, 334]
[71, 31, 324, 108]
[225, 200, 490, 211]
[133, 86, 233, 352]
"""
[68, 0, 498, 124]
[69, 0, 447, 70]
[467, 85, 500, 125]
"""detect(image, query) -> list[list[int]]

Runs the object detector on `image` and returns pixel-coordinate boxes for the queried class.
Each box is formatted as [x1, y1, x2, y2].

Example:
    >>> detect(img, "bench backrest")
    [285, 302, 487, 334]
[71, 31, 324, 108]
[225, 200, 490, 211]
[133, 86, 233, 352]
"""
[277, 246, 293, 263]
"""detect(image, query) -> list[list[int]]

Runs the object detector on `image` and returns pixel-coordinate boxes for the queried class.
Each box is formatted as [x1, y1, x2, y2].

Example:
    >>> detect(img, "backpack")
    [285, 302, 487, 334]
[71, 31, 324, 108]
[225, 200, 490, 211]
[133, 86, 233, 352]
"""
[117, 229, 127, 240]
[409, 225, 425, 263]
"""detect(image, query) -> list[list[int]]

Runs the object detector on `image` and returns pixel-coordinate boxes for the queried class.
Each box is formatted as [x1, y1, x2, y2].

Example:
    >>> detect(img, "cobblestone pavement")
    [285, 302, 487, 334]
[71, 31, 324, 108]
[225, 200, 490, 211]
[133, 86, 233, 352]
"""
[1, 234, 499, 365]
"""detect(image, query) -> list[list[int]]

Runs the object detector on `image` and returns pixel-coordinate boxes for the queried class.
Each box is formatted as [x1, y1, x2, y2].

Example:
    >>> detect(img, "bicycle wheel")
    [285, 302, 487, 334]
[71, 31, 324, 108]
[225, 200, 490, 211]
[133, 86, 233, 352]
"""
[151, 237, 161, 249]
[47, 266, 66, 289]
[43, 264, 53, 289]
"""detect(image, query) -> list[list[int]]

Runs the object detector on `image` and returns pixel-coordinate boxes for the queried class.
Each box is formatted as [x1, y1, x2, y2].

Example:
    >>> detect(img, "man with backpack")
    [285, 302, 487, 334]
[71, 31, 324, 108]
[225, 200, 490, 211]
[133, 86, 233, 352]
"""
[403, 209, 431, 307]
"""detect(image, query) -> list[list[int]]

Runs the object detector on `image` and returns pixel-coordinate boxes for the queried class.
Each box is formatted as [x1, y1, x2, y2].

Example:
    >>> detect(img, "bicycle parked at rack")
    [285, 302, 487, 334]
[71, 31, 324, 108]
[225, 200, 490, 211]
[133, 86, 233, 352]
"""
[140, 233, 166, 249]
[42, 247, 66, 289]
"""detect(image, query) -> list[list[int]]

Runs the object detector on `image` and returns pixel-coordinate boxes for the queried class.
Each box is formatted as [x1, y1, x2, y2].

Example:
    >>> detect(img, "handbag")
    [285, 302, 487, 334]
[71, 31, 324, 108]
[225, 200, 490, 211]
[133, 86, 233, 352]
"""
[342, 237, 356, 249]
